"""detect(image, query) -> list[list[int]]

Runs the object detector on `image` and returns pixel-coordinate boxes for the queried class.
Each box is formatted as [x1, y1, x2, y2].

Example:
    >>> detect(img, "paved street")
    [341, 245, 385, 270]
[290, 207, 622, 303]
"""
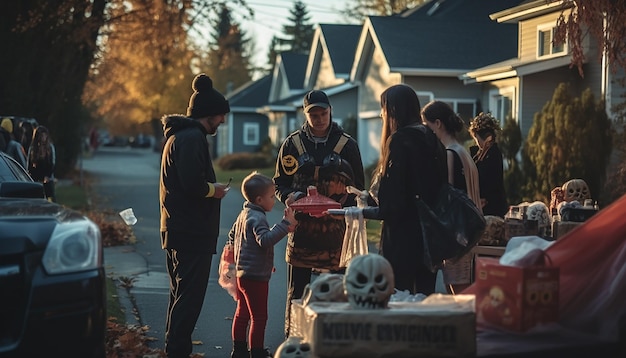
[82, 146, 289, 357]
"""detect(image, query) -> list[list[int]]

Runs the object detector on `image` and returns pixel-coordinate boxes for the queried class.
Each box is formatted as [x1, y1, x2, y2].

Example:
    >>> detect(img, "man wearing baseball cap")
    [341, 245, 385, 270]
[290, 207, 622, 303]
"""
[274, 89, 366, 337]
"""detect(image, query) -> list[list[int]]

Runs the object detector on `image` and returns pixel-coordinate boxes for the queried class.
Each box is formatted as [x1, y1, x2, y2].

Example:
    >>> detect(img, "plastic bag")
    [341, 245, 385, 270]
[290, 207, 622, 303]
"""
[218, 242, 238, 301]
[339, 206, 368, 267]
[417, 183, 486, 272]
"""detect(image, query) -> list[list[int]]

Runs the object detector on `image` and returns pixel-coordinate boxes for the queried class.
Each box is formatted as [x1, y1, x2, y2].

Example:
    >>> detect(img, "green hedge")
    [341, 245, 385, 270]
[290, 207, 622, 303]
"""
[216, 152, 274, 170]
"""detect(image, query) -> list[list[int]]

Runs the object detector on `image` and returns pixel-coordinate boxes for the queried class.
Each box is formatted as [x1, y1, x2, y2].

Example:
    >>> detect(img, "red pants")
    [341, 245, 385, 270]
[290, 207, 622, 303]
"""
[232, 277, 269, 349]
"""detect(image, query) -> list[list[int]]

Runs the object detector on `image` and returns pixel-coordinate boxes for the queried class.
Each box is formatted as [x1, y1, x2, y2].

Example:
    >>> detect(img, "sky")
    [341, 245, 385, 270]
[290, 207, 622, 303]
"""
[230, 0, 356, 71]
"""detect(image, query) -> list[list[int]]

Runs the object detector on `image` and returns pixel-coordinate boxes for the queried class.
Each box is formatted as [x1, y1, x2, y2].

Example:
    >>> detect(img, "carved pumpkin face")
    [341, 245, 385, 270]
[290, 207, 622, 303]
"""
[274, 336, 312, 358]
[562, 179, 590, 202]
[302, 273, 347, 306]
[343, 253, 394, 309]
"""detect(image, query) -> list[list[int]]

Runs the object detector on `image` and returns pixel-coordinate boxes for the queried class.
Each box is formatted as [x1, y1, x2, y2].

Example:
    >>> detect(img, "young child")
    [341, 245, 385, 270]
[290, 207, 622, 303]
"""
[229, 171, 296, 358]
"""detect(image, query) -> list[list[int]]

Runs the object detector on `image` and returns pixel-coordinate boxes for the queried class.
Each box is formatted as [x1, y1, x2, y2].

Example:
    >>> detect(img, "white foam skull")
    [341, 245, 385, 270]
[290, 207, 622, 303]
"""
[562, 179, 590, 202]
[302, 273, 347, 306]
[526, 201, 550, 228]
[343, 253, 394, 309]
[274, 336, 312, 358]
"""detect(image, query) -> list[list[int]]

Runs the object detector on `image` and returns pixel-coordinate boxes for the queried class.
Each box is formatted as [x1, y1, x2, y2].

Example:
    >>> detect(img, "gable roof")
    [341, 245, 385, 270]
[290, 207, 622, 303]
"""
[352, 0, 525, 78]
[227, 74, 272, 111]
[280, 52, 308, 89]
[318, 24, 362, 76]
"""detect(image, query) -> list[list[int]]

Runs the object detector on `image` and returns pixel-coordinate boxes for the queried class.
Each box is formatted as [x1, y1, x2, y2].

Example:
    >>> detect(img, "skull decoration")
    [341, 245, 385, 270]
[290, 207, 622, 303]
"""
[343, 253, 394, 309]
[526, 201, 551, 228]
[562, 179, 591, 203]
[302, 273, 347, 306]
[274, 336, 312, 358]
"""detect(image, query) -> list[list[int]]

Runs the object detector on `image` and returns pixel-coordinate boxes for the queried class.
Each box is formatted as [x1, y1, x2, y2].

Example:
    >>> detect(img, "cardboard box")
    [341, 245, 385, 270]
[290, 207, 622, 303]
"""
[289, 295, 476, 357]
[474, 257, 559, 332]
[552, 220, 583, 240]
[504, 218, 539, 240]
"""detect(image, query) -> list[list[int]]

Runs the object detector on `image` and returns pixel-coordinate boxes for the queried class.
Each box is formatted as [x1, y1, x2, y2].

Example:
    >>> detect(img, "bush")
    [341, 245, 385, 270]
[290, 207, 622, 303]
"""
[216, 152, 274, 170]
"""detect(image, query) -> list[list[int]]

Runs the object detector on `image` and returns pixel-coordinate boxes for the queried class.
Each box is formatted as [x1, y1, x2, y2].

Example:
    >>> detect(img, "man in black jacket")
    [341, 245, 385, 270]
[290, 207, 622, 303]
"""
[159, 73, 231, 358]
[274, 90, 365, 338]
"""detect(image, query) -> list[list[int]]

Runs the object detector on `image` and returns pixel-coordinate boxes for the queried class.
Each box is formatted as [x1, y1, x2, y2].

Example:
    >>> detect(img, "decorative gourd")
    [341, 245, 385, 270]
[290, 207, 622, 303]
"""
[343, 253, 394, 309]
[302, 273, 346, 306]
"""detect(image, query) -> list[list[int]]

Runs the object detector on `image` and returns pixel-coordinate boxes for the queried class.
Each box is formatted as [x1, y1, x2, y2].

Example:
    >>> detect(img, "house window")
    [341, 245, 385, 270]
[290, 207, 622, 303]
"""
[243, 123, 259, 146]
[437, 98, 477, 123]
[489, 87, 515, 125]
[538, 23, 565, 58]
[416, 91, 434, 108]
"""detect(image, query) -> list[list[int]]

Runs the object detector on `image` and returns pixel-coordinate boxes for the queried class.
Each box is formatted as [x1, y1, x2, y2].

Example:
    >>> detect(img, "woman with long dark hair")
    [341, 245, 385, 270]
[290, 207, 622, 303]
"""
[362, 84, 447, 295]
[27, 125, 56, 201]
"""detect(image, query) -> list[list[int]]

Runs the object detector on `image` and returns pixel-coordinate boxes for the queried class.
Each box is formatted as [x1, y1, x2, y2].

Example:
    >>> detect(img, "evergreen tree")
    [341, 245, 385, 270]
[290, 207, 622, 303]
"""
[522, 83, 613, 202]
[500, 116, 524, 205]
[266, 36, 282, 71]
[282, 1, 315, 54]
[204, 5, 253, 94]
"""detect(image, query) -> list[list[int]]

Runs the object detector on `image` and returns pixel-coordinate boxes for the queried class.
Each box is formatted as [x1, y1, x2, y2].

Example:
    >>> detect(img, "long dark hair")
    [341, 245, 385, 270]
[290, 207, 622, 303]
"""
[377, 84, 422, 176]
[421, 100, 465, 137]
[29, 125, 52, 163]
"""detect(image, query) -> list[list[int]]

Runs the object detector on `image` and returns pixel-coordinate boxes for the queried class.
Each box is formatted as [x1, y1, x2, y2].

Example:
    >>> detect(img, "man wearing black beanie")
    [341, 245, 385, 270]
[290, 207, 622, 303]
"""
[159, 73, 231, 358]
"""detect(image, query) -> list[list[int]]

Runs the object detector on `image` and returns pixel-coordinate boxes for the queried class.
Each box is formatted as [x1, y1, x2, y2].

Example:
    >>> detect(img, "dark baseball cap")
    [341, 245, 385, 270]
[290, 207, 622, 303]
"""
[303, 90, 330, 113]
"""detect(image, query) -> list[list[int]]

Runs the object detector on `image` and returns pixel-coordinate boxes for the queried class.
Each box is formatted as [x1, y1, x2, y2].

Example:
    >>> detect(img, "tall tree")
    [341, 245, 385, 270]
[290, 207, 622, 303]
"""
[0, 0, 107, 176]
[282, 1, 315, 54]
[522, 83, 613, 202]
[84, 0, 196, 136]
[265, 1, 315, 68]
[203, 5, 253, 94]
[340, 0, 428, 20]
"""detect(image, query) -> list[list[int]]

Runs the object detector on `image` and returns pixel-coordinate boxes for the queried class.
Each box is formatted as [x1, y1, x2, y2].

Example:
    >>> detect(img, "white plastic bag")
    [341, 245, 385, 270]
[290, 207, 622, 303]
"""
[339, 206, 368, 267]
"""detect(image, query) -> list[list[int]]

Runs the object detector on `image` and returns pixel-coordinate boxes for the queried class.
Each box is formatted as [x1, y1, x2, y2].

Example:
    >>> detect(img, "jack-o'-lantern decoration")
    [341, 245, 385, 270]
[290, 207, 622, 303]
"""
[561, 179, 590, 203]
[274, 336, 312, 358]
[302, 273, 346, 306]
[343, 253, 394, 309]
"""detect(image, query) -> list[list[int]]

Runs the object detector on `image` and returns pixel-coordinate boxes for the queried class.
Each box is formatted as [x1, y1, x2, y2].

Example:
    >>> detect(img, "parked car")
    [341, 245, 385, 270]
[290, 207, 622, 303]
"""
[0, 152, 106, 357]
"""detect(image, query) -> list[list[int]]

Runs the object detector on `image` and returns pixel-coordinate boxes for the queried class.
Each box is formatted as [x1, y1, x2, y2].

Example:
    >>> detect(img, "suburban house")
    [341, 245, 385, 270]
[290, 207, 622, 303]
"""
[217, 74, 272, 157]
[223, 0, 623, 172]
[350, 0, 525, 167]
[460, 0, 626, 139]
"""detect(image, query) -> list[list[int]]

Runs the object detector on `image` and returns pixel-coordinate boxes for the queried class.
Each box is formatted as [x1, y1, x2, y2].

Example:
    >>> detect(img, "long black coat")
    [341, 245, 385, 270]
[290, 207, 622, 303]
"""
[365, 125, 447, 274]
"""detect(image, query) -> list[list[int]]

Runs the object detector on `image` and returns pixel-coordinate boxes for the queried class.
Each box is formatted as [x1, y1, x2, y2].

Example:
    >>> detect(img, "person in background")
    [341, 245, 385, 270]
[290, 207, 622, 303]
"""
[229, 172, 296, 358]
[421, 100, 482, 294]
[159, 73, 231, 358]
[27, 125, 55, 201]
[1, 118, 27, 168]
[469, 112, 508, 217]
[274, 89, 365, 338]
[361, 84, 448, 295]
[18, 120, 34, 154]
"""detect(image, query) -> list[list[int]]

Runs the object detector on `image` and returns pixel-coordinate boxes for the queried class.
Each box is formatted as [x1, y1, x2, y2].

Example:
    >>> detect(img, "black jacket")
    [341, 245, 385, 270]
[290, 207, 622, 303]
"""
[363, 125, 447, 273]
[159, 115, 221, 253]
[274, 122, 365, 269]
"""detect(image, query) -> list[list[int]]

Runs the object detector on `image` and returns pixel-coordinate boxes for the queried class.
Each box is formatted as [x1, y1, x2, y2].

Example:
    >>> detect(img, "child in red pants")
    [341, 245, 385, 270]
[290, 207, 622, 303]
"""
[229, 172, 296, 358]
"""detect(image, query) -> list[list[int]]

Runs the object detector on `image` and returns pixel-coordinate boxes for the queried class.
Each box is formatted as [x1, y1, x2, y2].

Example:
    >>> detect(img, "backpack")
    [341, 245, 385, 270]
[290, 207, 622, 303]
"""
[416, 183, 486, 272]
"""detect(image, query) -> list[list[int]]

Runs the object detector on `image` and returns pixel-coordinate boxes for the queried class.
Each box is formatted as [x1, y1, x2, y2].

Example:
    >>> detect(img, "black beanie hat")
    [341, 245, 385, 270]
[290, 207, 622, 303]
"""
[186, 73, 230, 118]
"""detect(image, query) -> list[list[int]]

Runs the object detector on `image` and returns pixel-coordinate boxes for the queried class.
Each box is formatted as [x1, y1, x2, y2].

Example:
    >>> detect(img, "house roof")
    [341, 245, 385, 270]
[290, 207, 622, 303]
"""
[490, 0, 569, 23]
[352, 0, 525, 77]
[460, 54, 573, 83]
[227, 74, 272, 110]
[318, 24, 362, 76]
[279, 52, 308, 90]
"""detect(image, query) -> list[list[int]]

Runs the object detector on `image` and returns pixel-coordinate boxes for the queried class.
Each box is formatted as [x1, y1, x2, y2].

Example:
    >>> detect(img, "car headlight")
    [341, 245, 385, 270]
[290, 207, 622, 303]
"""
[42, 219, 102, 274]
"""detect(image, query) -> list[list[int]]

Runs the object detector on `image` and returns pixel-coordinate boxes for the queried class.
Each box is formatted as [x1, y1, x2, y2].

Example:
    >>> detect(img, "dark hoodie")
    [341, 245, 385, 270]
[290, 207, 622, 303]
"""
[159, 115, 220, 253]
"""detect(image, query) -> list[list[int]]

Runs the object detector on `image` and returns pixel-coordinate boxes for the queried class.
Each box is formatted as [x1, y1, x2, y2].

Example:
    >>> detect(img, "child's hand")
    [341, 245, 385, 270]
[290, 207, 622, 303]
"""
[284, 207, 297, 232]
